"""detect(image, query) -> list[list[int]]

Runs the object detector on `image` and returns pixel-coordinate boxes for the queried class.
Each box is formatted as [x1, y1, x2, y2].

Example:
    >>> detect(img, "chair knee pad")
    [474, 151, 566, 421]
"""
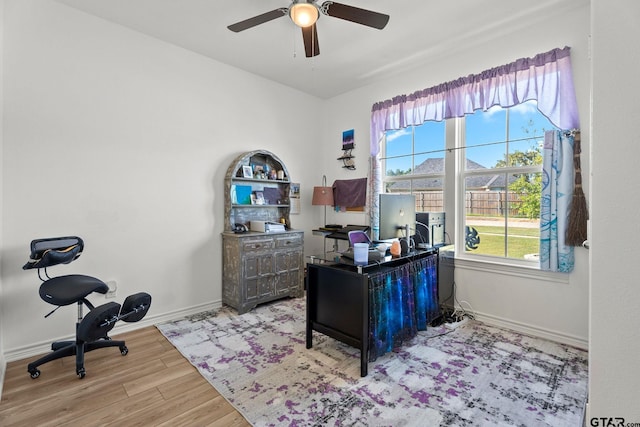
[78, 302, 121, 342]
[120, 292, 152, 323]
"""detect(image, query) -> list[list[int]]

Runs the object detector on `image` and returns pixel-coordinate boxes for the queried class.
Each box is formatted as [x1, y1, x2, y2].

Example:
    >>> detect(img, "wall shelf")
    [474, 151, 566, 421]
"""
[338, 148, 356, 170]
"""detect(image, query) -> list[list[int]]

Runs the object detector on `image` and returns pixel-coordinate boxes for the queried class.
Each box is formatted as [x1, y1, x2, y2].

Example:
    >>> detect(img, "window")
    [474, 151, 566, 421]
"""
[382, 100, 558, 266]
[461, 101, 557, 264]
[373, 48, 578, 271]
[382, 121, 446, 210]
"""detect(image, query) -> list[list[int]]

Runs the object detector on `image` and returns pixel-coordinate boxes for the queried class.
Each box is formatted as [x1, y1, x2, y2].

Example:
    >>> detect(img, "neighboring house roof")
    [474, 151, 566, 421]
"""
[387, 158, 513, 191]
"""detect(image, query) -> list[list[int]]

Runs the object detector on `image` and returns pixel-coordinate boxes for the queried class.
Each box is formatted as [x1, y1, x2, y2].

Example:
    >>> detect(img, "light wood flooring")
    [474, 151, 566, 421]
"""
[0, 326, 251, 427]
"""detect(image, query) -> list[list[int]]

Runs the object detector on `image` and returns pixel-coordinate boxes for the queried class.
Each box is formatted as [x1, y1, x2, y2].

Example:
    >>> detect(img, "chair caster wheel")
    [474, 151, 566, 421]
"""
[29, 369, 41, 379]
[77, 368, 86, 379]
[120, 345, 128, 356]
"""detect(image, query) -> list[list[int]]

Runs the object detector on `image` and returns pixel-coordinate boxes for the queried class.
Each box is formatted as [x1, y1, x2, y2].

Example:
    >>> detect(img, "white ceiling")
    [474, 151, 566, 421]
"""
[53, 0, 584, 99]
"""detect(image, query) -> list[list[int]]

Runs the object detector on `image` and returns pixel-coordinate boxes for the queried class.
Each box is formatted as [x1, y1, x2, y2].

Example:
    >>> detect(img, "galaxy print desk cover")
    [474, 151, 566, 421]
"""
[305, 248, 439, 377]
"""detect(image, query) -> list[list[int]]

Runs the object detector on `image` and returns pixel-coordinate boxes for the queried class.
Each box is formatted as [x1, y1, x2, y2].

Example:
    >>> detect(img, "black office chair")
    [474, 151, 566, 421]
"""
[23, 236, 152, 379]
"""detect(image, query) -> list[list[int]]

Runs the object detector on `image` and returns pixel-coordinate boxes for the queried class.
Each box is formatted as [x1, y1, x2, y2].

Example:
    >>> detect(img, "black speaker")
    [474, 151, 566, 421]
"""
[400, 238, 409, 254]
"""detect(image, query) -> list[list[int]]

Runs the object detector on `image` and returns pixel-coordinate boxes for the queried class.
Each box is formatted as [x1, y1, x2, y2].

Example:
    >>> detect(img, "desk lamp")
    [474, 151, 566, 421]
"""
[312, 175, 334, 227]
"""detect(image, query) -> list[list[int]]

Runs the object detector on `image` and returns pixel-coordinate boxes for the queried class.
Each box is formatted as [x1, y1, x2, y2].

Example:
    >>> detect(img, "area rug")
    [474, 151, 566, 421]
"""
[157, 298, 588, 427]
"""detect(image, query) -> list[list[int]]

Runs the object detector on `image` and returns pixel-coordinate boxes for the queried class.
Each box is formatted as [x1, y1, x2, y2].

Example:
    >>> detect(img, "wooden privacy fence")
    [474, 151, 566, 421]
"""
[413, 191, 526, 217]
[414, 191, 444, 212]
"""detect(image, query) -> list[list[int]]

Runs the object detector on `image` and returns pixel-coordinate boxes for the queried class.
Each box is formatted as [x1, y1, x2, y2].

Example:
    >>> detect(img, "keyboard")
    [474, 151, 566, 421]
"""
[342, 224, 370, 233]
[327, 224, 369, 237]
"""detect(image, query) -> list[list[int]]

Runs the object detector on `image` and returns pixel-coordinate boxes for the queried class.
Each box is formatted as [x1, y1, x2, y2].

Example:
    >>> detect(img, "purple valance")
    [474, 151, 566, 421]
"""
[370, 46, 580, 155]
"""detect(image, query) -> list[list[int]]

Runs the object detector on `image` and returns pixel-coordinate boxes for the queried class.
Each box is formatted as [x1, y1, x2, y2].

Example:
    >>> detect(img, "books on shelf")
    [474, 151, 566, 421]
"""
[234, 185, 252, 205]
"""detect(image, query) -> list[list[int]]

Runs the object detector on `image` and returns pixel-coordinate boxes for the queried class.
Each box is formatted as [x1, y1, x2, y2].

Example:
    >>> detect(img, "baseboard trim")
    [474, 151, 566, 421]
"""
[3, 299, 587, 366]
[0, 354, 6, 399]
[3, 300, 222, 363]
[470, 310, 588, 350]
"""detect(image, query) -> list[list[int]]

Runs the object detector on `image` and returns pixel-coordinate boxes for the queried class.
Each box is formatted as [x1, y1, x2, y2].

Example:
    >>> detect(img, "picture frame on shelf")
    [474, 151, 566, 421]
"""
[254, 191, 265, 205]
[242, 165, 253, 178]
[263, 187, 280, 205]
[252, 164, 265, 179]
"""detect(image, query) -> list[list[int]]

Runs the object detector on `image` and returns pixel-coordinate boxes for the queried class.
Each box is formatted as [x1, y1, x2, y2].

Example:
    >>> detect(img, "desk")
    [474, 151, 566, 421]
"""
[305, 249, 439, 376]
[312, 225, 369, 256]
[311, 229, 341, 256]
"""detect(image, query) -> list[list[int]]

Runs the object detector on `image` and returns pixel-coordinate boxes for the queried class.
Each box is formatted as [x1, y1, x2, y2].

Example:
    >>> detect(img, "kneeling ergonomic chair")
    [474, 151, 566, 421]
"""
[23, 236, 152, 379]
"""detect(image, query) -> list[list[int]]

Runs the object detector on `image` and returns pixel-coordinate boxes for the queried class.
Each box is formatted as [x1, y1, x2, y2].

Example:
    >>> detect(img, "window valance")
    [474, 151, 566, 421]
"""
[370, 46, 580, 155]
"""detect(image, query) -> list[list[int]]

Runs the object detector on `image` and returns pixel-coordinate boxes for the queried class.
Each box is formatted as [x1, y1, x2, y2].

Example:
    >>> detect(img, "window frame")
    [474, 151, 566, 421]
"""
[381, 106, 551, 270]
[381, 124, 446, 196]
[455, 106, 546, 267]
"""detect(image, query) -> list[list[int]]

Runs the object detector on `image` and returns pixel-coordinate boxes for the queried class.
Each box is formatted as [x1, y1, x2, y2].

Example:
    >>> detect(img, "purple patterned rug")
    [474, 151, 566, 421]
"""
[157, 297, 588, 426]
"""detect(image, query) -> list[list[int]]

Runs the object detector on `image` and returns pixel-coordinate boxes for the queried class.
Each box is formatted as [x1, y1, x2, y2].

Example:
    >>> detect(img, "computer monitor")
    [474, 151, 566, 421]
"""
[378, 194, 416, 244]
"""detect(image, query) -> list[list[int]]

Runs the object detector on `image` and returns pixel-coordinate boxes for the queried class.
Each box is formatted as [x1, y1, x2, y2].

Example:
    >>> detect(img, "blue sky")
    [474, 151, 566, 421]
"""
[385, 100, 557, 172]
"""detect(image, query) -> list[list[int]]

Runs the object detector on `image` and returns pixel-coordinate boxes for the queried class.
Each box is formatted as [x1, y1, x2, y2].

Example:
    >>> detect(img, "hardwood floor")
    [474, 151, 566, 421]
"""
[0, 327, 251, 427]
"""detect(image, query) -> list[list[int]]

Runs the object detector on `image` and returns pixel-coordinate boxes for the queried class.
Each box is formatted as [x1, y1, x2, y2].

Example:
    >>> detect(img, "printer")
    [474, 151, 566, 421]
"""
[250, 221, 286, 233]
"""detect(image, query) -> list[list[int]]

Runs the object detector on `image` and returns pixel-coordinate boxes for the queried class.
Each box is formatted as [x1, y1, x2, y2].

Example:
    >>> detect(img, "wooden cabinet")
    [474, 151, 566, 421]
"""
[222, 231, 304, 314]
[222, 150, 304, 313]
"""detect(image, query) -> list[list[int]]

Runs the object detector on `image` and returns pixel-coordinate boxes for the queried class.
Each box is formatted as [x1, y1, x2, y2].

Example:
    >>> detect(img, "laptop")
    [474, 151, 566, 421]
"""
[347, 230, 372, 247]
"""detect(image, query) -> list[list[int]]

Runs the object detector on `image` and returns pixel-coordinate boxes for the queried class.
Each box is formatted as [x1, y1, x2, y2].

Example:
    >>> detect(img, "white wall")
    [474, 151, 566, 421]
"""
[1, 0, 323, 357]
[589, 0, 640, 420]
[321, 3, 591, 346]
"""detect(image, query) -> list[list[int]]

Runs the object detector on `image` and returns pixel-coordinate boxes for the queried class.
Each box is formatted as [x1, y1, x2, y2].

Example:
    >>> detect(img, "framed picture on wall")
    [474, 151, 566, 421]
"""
[342, 129, 354, 150]
[242, 165, 253, 178]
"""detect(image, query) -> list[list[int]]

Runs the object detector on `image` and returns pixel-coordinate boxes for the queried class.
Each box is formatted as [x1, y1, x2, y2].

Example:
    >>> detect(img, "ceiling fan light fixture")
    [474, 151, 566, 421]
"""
[289, 1, 319, 28]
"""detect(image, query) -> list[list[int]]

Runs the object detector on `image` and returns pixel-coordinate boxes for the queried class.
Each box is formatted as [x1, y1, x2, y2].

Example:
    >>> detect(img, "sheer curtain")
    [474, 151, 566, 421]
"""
[368, 154, 383, 240]
[368, 47, 581, 261]
[540, 130, 575, 273]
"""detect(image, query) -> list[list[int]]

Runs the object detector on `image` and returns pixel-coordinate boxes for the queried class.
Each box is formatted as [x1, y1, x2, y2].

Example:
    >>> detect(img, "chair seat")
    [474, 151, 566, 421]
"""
[39, 274, 109, 306]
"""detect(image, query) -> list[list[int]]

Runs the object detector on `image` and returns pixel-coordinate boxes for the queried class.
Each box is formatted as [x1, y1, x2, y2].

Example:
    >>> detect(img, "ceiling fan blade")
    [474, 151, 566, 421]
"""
[302, 24, 320, 57]
[321, 2, 389, 29]
[227, 8, 287, 32]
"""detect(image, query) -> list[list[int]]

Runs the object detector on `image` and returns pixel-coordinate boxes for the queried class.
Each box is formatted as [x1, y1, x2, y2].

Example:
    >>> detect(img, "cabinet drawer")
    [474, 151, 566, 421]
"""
[275, 234, 302, 248]
[242, 239, 274, 252]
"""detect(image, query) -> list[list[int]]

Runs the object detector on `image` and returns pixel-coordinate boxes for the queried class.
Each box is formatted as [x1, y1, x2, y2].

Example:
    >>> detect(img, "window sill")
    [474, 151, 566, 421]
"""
[452, 255, 570, 284]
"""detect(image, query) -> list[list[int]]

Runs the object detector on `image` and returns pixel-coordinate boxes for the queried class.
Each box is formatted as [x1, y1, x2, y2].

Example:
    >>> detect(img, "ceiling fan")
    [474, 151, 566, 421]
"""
[227, 0, 390, 58]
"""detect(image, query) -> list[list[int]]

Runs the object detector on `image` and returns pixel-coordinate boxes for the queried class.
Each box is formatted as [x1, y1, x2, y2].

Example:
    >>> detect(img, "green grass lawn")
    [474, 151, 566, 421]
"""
[467, 225, 540, 259]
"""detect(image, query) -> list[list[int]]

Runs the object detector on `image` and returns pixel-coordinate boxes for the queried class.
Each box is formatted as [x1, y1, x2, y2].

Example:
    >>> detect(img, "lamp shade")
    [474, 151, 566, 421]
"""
[312, 186, 334, 206]
[289, 2, 319, 28]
